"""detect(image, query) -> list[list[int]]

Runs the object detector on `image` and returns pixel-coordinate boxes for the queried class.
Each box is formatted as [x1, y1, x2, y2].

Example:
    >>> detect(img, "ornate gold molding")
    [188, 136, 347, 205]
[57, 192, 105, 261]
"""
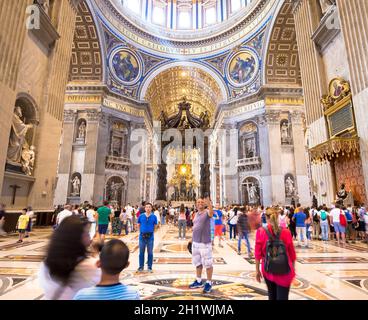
[265, 97, 304, 106]
[310, 136, 360, 163]
[321, 77, 351, 112]
[65, 95, 102, 104]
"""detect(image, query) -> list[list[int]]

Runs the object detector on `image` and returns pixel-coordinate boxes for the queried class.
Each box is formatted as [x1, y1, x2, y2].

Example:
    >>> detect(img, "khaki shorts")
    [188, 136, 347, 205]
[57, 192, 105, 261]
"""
[192, 242, 213, 269]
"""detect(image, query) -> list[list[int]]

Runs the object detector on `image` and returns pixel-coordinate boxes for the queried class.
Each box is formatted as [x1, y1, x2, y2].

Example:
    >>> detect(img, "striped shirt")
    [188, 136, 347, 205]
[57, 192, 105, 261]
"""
[73, 283, 140, 300]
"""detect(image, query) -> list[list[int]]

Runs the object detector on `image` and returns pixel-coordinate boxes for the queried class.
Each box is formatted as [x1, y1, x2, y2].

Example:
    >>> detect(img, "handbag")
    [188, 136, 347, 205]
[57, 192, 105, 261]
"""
[339, 210, 347, 227]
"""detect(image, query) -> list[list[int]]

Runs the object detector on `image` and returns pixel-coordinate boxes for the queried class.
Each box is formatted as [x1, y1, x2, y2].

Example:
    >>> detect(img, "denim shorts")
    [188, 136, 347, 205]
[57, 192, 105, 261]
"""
[333, 222, 345, 234]
[98, 224, 108, 235]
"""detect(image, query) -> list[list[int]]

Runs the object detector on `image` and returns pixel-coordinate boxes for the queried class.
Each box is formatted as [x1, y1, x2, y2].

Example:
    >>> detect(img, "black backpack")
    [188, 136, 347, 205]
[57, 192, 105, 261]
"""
[263, 227, 290, 275]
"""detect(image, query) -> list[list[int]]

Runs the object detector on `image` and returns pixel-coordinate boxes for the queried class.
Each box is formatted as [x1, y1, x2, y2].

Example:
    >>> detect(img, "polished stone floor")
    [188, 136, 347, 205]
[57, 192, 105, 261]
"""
[1, 225, 368, 300]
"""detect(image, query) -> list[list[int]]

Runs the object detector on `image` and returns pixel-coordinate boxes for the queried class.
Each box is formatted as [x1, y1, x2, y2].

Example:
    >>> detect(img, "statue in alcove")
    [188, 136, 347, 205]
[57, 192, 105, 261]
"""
[245, 138, 256, 158]
[21, 145, 36, 176]
[78, 121, 86, 140]
[70, 175, 81, 196]
[285, 176, 296, 197]
[281, 122, 291, 144]
[7, 106, 34, 166]
[248, 184, 259, 204]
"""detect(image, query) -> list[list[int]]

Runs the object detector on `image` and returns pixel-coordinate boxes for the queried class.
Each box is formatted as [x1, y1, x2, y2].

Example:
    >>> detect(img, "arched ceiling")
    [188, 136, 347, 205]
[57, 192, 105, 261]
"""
[265, 0, 302, 86]
[69, 1, 103, 82]
[145, 66, 223, 120]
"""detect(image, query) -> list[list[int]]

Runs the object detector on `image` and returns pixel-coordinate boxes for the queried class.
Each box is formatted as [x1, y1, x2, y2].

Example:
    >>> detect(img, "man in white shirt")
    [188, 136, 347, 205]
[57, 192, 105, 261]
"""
[86, 205, 96, 240]
[169, 207, 175, 224]
[56, 205, 73, 226]
[125, 203, 133, 232]
[330, 203, 346, 244]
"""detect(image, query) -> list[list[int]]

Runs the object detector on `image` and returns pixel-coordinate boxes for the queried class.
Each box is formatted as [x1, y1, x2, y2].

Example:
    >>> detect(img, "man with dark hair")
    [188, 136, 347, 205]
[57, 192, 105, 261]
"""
[137, 203, 157, 273]
[97, 201, 111, 242]
[74, 239, 140, 300]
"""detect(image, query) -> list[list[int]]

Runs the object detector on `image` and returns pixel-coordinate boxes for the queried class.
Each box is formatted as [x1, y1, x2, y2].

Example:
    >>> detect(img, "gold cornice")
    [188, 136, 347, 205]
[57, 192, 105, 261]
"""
[65, 94, 102, 104]
[310, 136, 360, 163]
[265, 97, 304, 106]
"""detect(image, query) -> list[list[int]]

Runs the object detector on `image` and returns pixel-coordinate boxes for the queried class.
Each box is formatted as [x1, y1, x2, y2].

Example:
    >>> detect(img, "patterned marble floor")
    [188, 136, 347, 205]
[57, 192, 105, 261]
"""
[0, 225, 368, 300]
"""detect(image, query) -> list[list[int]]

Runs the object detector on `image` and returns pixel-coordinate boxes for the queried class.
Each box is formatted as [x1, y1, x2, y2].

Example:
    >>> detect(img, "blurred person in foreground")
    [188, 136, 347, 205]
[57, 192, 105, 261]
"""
[38, 216, 100, 300]
[74, 239, 139, 300]
[189, 198, 214, 293]
[255, 208, 296, 300]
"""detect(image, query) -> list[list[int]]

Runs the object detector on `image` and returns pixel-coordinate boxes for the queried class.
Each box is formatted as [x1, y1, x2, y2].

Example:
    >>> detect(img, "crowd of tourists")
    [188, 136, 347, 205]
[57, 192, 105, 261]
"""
[2, 198, 368, 300]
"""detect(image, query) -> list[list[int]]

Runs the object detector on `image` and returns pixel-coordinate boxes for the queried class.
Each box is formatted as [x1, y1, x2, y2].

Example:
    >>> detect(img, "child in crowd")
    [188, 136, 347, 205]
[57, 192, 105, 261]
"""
[74, 239, 140, 300]
[16, 209, 30, 243]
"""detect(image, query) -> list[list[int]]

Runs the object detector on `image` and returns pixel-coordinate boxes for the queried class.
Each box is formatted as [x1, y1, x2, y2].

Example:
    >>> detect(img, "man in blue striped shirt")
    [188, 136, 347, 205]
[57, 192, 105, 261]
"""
[74, 239, 140, 300]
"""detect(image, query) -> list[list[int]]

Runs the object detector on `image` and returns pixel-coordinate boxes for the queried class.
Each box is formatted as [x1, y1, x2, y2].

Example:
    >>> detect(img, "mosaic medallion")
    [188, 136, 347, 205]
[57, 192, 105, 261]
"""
[226, 49, 259, 87]
[109, 47, 142, 85]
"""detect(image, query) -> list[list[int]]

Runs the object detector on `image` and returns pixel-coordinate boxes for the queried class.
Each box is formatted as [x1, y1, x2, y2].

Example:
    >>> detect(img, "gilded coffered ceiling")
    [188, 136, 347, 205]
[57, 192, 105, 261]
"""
[145, 67, 223, 120]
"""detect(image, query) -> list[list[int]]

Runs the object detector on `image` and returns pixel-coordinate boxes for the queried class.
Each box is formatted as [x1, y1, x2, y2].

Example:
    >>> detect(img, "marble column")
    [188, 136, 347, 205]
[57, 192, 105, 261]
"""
[290, 110, 310, 206]
[53, 110, 77, 205]
[337, 0, 368, 201]
[265, 110, 285, 205]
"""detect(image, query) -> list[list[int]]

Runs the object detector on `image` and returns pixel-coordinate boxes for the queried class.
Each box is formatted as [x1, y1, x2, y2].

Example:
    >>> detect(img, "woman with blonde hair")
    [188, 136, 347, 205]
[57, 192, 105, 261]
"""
[255, 207, 296, 300]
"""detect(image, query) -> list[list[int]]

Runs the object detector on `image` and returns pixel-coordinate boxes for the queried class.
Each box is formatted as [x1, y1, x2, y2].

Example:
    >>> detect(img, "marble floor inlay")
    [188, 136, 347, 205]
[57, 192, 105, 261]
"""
[0, 225, 368, 300]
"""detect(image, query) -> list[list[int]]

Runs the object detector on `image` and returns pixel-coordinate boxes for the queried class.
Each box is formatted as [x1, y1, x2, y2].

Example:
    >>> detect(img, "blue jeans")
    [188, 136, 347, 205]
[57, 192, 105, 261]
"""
[178, 220, 187, 238]
[139, 234, 154, 269]
[321, 222, 329, 241]
[306, 224, 311, 240]
[161, 215, 166, 225]
[238, 231, 251, 254]
[229, 224, 237, 239]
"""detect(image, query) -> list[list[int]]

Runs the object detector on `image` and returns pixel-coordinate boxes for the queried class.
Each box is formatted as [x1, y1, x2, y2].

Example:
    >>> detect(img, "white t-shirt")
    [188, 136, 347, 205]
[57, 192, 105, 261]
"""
[228, 211, 238, 225]
[154, 210, 161, 223]
[57, 210, 73, 225]
[27, 210, 35, 219]
[38, 257, 100, 300]
[169, 208, 175, 216]
[125, 206, 133, 218]
[86, 209, 95, 223]
[330, 208, 343, 223]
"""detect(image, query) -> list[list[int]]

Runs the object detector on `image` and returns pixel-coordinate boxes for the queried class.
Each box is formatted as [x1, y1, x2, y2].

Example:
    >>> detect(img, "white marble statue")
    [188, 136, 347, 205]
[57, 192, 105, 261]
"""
[78, 121, 86, 140]
[71, 175, 81, 196]
[21, 145, 36, 176]
[7, 106, 33, 165]
[281, 122, 290, 144]
[248, 184, 259, 203]
[285, 176, 295, 197]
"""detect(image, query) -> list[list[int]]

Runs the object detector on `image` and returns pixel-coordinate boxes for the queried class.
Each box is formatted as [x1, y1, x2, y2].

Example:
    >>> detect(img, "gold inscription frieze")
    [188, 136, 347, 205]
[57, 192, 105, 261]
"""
[65, 95, 102, 104]
[98, 0, 276, 56]
[223, 100, 265, 118]
[265, 97, 304, 106]
[103, 98, 146, 118]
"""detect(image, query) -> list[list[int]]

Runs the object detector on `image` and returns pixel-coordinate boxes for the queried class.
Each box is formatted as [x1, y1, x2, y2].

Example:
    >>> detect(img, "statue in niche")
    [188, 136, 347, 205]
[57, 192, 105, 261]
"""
[245, 138, 256, 158]
[110, 181, 121, 201]
[78, 121, 86, 140]
[7, 106, 34, 166]
[319, 0, 335, 14]
[70, 175, 81, 196]
[281, 122, 291, 144]
[21, 145, 36, 176]
[285, 176, 296, 197]
[248, 183, 259, 204]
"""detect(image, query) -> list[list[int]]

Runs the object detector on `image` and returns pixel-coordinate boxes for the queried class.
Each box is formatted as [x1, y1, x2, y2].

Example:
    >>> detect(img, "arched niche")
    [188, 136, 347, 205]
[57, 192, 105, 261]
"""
[239, 121, 259, 159]
[75, 118, 87, 144]
[284, 173, 297, 198]
[280, 118, 292, 145]
[241, 176, 262, 206]
[69, 172, 82, 197]
[110, 121, 129, 157]
[105, 175, 126, 206]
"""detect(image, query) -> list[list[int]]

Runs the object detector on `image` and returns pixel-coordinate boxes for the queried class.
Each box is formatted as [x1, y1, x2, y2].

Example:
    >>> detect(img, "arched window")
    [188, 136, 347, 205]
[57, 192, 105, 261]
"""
[177, 10, 192, 29]
[123, 0, 141, 15]
[230, 0, 242, 13]
[152, 5, 166, 26]
[204, 6, 217, 26]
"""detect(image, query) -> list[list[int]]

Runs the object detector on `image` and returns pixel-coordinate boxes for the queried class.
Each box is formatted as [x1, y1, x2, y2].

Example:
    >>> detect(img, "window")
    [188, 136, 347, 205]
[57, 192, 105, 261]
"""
[152, 5, 166, 26]
[123, 0, 141, 15]
[205, 7, 216, 25]
[230, 0, 242, 13]
[178, 11, 191, 29]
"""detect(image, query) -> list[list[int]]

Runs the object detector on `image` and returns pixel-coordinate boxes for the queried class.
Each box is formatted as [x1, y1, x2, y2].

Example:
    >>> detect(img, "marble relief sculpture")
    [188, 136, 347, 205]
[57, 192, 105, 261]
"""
[248, 184, 259, 204]
[7, 106, 34, 166]
[70, 175, 81, 196]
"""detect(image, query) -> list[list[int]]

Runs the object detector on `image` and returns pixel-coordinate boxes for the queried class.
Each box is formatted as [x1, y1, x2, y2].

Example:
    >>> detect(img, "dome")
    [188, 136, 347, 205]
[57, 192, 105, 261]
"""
[109, 0, 261, 41]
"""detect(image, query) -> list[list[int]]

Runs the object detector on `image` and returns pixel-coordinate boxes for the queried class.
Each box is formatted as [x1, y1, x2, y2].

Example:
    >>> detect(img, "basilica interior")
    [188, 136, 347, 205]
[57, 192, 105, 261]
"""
[0, 0, 368, 301]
